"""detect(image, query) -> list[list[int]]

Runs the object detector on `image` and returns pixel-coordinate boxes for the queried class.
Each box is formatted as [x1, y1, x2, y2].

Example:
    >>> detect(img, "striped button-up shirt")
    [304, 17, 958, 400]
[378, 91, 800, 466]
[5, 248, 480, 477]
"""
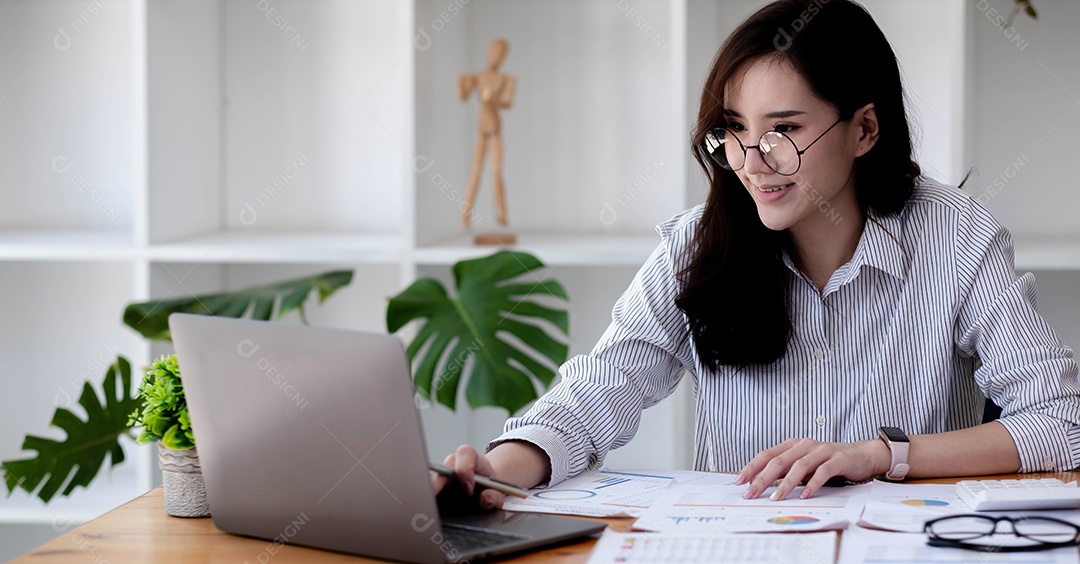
[489, 179, 1080, 485]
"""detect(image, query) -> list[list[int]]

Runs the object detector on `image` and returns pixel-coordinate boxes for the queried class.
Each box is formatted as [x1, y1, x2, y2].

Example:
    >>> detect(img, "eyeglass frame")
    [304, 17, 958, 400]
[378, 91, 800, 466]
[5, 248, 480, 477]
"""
[702, 116, 846, 177]
[923, 514, 1080, 553]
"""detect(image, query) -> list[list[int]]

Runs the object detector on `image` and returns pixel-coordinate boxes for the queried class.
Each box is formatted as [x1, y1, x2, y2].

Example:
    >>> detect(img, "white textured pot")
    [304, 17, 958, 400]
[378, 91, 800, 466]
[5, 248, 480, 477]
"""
[158, 443, 210, 518]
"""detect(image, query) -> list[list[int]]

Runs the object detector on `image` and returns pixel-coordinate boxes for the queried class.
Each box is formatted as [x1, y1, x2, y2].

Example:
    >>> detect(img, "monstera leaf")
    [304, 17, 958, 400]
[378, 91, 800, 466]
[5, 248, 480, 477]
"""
[124, 270, 354, 341]
[387, 250, 569, 414]
[3, 357, 140, 503]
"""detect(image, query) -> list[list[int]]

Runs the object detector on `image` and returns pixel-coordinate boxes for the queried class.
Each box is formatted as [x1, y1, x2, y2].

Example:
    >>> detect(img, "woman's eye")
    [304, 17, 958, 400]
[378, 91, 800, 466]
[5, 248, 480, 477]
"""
[725, 122, 745, 133]
[773, 124, 799, 134]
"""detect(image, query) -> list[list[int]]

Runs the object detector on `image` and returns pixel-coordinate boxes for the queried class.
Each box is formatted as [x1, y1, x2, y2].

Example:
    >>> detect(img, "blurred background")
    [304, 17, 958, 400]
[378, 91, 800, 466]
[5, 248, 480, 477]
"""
[0, 0, 1076, 559]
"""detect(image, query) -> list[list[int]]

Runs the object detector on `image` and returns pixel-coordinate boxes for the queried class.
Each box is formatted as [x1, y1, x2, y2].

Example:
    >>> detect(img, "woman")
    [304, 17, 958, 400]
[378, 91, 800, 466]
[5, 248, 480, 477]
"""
[435, 0, 1080, 508]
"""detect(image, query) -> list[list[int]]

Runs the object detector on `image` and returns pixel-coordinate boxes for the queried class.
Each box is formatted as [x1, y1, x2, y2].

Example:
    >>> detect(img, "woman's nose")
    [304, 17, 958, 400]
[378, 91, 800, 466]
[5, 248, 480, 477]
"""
[742, 144, 773, 175]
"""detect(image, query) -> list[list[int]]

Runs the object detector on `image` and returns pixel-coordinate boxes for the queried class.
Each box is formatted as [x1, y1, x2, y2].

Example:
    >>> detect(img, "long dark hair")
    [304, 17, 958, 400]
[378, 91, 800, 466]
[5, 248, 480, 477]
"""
[675, 0, 921, 370]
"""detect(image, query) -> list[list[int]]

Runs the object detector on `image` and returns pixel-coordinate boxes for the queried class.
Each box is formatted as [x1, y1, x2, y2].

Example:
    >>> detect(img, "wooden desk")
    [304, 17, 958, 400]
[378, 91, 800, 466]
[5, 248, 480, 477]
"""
[14, 472, 1078, 563]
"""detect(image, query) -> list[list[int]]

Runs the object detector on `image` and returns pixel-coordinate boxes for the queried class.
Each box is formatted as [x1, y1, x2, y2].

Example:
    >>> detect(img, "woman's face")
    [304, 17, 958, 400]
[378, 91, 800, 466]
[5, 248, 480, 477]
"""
[722, 57, 861, 233]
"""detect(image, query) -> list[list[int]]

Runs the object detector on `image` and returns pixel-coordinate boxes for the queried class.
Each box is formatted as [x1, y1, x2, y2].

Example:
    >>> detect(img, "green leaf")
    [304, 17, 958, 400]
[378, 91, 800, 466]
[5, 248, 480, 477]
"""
[161, 425, 193, 450]
[2, 357, 141, 503]
[123, 270, 354, 341]
[127, 355, 192, 449]
[386, 251, 570, 415]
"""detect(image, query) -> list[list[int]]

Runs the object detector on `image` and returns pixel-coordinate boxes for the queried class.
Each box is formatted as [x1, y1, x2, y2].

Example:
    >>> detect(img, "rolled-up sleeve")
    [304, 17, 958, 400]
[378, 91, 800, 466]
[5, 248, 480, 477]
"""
[955, 204, 1080, 472]
[487, 239, 693, 486]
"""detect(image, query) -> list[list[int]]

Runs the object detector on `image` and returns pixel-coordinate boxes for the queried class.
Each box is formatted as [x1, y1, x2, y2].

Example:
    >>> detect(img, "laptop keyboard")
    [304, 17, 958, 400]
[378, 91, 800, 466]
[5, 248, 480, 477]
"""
[441, 523, 530, 552]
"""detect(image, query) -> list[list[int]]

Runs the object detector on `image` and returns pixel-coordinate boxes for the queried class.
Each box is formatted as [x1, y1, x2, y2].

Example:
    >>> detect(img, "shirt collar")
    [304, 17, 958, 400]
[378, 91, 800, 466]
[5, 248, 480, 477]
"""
[857, 209, 908, 281]
[782, 209, 909, 287]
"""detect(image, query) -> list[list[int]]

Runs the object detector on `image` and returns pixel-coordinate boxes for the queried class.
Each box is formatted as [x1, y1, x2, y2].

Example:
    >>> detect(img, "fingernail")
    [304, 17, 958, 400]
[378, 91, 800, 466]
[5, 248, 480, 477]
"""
[800, 490, 810, 499]
[769, 489, 782, 502]
[734, 473, 746, 485]
[466, 481, 474, 496]
[742, 489, 754, 499]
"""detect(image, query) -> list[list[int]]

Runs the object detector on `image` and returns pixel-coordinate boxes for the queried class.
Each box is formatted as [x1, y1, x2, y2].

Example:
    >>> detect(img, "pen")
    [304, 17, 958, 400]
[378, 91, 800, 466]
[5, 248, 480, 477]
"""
[428, 463, 530, 499]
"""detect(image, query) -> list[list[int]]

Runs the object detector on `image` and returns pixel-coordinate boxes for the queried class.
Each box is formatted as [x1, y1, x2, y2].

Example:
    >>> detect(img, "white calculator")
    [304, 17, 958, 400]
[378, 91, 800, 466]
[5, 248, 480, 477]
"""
[956, 478, 1080, 511]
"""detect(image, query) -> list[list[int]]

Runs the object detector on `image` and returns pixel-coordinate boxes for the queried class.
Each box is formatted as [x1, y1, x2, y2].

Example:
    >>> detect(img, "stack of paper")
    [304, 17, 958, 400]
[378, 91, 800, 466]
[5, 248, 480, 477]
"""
[501, 469, 1080, 564]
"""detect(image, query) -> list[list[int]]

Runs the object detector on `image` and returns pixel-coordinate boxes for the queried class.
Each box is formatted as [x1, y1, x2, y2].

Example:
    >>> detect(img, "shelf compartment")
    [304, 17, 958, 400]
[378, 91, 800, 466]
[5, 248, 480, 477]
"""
[413, 0, 686, 246]
[0, 1, 136, 234]
[0, 261, 150, 523]
[145, 0, 410, 244]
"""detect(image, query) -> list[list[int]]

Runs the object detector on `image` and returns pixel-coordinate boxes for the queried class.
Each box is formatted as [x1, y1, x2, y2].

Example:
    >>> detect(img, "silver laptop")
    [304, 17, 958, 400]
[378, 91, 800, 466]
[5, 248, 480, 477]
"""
[169, 313, 604, 563]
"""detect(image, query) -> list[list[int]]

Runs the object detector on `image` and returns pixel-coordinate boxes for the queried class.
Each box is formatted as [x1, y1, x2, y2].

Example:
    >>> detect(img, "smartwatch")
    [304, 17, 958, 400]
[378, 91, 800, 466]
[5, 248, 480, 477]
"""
[877, 426, 910, 481]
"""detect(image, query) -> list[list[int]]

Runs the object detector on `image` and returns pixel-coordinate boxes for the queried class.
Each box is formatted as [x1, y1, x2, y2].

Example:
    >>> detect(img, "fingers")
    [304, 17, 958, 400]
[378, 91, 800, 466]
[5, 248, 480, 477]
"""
[745, 455, 797, 500]
[432, 446, 506, 512]
[452, 445, 480, 495]
[735, 438, 798, 486]
[431, 452, 457, 494]
[445, 444, 501, 497]
[737, 439, 849, 501]
[478, 488, 505, 510]
[769, 449, 831, 501]
[740, 439, 802, 499]
[431, 472, 450, 494]
[800, 461, 842, 499]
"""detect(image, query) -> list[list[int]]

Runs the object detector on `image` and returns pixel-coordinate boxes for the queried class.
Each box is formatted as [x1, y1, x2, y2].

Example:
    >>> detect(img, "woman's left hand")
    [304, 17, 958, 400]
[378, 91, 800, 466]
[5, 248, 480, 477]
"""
[734, 438, 890, 500]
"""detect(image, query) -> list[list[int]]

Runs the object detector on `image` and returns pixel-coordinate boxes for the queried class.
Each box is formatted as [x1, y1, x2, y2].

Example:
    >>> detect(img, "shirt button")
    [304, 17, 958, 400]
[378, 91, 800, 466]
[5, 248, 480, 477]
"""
[812, 348, 825, 360]
[815, 415, 826, 426]
[1043, 459, 1055, 471]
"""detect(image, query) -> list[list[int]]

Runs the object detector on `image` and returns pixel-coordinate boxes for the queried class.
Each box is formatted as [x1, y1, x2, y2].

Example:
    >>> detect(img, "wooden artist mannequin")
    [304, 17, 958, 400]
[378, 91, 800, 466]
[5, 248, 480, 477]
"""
[459, 38, 516, 233]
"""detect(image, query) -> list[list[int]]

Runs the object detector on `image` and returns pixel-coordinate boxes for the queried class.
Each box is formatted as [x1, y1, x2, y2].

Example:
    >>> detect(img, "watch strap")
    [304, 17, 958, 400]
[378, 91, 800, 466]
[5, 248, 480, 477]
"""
[878, 426, 910, 481]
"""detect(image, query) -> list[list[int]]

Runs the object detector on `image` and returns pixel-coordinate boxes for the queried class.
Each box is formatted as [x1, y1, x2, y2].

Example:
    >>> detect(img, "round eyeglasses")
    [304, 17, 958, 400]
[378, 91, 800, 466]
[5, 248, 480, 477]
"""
[702, 117, 845, 176]
[924, 514, 1080, 553]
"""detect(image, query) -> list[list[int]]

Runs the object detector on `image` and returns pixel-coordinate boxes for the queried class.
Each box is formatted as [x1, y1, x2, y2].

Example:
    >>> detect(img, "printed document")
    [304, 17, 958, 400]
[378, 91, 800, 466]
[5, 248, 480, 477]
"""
[633, 482, 871, 533]
[586, 529, 837, 564]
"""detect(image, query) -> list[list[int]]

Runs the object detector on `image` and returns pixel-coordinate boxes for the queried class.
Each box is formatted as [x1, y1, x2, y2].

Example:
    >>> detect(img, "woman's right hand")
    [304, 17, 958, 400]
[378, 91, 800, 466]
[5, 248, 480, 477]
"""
[432, 444, 506, 510]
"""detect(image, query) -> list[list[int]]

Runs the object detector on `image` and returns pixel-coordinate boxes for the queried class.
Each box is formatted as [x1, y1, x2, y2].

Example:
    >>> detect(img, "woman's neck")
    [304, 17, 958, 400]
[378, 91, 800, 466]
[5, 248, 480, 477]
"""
[788, 194, 866, 294]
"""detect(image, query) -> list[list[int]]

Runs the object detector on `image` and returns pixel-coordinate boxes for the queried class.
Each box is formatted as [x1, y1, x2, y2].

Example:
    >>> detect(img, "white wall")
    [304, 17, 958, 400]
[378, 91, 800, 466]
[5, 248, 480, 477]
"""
[967, 0, 1080, 237]
[967, 0, 1080, 350]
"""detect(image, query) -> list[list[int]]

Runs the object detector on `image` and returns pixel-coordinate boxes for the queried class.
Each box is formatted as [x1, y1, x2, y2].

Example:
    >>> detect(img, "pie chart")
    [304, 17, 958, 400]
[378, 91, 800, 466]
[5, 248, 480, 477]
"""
[901, 499, 949, 507]
[768, 515, 820, 525]
[534, 489, 597, 500]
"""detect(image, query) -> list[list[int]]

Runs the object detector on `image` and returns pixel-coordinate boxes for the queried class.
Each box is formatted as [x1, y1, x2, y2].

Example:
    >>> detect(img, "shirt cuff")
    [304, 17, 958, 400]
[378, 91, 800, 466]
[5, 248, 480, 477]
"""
[997, 412, 1080, 472]
[486, 426, 573, 488]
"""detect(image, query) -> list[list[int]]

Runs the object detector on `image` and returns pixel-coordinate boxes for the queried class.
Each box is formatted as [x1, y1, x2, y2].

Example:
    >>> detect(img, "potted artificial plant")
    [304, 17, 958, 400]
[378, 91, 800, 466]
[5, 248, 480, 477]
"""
[127, 353, 206, 517]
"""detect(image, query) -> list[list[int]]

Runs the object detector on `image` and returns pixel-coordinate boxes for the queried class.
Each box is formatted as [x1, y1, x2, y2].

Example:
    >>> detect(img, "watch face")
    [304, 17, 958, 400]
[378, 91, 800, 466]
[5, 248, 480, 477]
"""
[879, 426, 909, 443]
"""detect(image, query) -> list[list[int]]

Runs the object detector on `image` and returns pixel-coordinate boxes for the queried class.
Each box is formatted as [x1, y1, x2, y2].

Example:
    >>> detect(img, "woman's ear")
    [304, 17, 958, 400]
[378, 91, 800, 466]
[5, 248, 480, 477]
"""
[853, 103, 880, 158]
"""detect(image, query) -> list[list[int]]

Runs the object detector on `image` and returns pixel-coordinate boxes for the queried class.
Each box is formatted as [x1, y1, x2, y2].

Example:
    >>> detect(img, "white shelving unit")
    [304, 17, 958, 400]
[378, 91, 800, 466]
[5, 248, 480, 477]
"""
[1, 0, 1077, 560]
[0, 0, 697, 538]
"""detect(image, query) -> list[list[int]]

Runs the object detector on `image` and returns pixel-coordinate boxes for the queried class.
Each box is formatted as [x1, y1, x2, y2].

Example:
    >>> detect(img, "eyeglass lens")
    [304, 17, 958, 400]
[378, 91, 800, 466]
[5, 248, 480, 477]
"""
[704, 130, 800, 175]
[1014, 518, 1080, 544]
